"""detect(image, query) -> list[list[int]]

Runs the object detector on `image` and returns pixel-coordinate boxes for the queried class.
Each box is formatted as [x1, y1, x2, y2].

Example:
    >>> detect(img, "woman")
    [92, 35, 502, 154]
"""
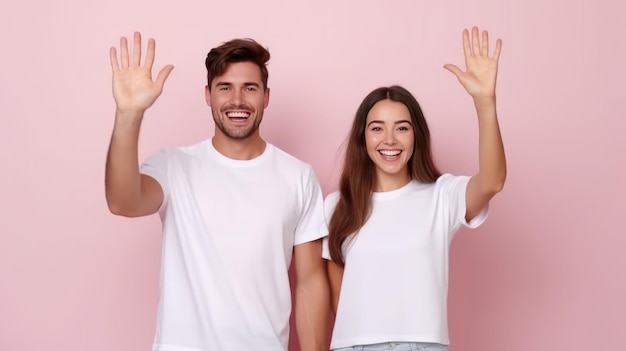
[323, 27, 506, 351]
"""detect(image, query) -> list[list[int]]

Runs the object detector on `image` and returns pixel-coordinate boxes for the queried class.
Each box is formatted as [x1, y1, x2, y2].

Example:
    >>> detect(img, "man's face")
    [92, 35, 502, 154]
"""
[205, 61, 270, 140]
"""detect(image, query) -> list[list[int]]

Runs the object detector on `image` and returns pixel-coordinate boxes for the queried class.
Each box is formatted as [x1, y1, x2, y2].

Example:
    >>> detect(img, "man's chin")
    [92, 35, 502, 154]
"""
[218, 126, 260, 140]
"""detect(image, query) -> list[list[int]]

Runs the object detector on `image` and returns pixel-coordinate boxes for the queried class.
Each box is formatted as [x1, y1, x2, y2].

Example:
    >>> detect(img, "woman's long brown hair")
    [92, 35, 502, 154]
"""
[328, 86, 442, 266]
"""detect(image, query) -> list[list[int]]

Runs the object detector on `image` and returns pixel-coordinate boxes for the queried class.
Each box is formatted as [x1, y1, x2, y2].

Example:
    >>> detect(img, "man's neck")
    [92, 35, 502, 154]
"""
[211, 133, 267, 160]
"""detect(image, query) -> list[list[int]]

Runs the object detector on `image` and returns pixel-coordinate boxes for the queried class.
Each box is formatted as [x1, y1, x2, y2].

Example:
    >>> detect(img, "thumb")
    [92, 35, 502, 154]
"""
[155, 65, 175, 88]
[443, 64, 463, 79]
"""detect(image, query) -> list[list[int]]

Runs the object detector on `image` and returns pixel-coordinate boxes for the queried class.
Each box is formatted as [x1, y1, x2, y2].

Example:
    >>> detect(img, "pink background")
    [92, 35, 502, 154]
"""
[1, 1, 624, 350]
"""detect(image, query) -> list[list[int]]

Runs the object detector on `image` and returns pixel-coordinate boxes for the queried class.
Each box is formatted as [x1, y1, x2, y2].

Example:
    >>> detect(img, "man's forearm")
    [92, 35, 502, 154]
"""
[295, 272, 329, 351]
[105, 111, 144, 214]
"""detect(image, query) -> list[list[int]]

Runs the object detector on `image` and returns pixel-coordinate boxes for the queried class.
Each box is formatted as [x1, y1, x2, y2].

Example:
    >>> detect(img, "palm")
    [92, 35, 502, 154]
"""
[112, 66, 161, 111]
[110, 32, 173, 114]
[444, 27, 502, 99]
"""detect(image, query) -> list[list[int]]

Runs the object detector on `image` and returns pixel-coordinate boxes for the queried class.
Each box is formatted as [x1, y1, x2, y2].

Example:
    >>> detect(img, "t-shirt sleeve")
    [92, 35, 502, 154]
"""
[139, 148, 170, 212]
[294, 168, 326, 245]
[436, 173, 488, 231]
[320, 192, 340, 260]
[321, 236, 331, 260]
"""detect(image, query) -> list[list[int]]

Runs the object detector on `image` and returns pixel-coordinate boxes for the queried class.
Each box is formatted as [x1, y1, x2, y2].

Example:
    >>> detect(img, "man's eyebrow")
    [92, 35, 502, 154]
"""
[214, 81, 261, 87]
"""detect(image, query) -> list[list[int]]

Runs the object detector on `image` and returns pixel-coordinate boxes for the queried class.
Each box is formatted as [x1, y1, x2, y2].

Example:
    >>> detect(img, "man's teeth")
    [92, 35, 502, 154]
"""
[227, 112, 250, 118]
[379, 150, 401, 156]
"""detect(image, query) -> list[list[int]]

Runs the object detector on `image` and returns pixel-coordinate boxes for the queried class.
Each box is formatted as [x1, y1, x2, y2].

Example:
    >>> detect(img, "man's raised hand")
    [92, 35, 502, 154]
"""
[110, 32, 174, 115]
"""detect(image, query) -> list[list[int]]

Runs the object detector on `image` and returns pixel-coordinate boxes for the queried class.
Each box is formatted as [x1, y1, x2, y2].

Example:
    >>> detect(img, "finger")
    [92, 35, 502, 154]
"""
[481, 30, 489, 56]
[492, 38, 503, 61]
[471, 26, 480, 57]
[145, 38, 156, 71]
[132, 32, 141, 67]
[443, 64, 463, 79]
[110, 47, 120, 72]
[120, 36, 129, 68]
[155, 65, 175, 88]
[462, 28, 471, 61]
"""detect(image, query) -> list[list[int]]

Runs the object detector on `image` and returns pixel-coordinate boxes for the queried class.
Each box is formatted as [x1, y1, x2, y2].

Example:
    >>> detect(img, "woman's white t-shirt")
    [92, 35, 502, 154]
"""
[322, 174, 487, 349]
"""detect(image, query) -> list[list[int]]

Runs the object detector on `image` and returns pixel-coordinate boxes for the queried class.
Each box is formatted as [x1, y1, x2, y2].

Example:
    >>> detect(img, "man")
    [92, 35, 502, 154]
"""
[105, 32, 329, 351]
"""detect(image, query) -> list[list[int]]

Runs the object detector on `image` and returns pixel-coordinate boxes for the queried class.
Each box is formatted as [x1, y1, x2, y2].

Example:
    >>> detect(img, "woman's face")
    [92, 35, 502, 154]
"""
[364, 99, 415, 190]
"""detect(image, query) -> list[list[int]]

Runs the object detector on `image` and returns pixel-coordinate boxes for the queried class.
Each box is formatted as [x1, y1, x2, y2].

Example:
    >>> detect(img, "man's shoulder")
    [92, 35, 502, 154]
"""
[153, 139, 211, 159]
[268, 144, 314, 172]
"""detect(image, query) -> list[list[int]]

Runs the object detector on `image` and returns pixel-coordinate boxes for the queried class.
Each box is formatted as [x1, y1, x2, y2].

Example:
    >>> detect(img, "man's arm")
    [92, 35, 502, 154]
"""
[105, 111, 163, 217]
[105, 32, 173, 217]
[294, 239, 329, 351]
[444, 27, 506, 221]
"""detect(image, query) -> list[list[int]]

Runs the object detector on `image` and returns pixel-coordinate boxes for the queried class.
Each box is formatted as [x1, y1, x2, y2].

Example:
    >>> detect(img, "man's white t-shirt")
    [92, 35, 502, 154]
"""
[322, 175, 487, 349]
[141, 139, 325, 351]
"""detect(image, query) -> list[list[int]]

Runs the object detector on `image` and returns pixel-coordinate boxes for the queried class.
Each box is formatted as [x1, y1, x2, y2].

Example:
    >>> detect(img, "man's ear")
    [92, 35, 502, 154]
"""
[205, 85, 211, 107]
[264, 87, 270, 108]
